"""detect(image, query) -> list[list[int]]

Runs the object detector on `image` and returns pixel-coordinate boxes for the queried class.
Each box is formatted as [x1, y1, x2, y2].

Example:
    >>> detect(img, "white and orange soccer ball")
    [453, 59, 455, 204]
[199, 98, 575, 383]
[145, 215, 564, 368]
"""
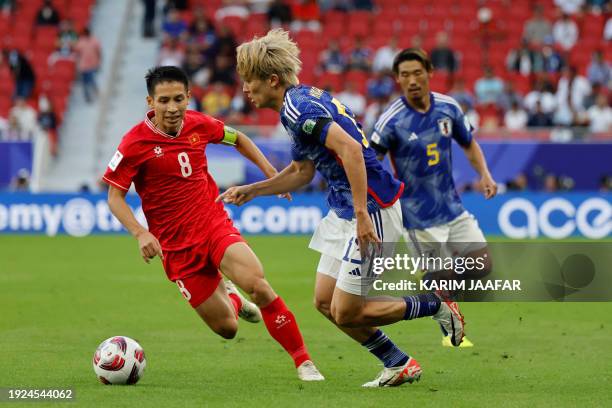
[92, 336, 146, 385]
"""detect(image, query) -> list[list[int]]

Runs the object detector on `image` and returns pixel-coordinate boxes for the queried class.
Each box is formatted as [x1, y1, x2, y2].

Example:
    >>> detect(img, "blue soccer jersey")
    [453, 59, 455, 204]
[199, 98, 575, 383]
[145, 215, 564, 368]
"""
[280, 85, 403, 220]
[369, 92, 473, 230]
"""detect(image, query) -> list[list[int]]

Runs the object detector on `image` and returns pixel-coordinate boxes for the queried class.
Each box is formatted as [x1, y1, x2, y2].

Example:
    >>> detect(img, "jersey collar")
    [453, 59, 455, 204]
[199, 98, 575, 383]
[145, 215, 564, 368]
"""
[144, 110, 184, 139]
[401, 93, 434, 115]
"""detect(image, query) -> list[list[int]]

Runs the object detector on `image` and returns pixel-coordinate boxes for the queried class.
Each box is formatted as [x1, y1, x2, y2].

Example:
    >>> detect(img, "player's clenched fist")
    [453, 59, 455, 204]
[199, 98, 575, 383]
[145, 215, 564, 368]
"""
[136, 230, 164, 263]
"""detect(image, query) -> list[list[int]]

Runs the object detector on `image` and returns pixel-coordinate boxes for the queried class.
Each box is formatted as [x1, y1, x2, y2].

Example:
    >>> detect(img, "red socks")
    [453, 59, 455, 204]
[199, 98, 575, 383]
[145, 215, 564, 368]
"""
[228, 293, 242, 319]
[260, 296, 310, 368]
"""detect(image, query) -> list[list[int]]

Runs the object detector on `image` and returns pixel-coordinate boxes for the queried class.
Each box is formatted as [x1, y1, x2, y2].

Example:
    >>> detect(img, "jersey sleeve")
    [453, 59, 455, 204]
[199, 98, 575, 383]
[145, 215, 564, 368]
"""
[451, 105, 473, 148]
[102, 138, 139, 191]
[295, 99, 334, 145]
[369, 114, 396, 155]
[199, 113, 225, 144]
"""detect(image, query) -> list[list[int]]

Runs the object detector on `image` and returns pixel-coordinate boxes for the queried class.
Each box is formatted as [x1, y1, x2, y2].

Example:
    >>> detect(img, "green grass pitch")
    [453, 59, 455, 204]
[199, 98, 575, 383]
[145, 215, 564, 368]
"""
[1, 235, 611, 407]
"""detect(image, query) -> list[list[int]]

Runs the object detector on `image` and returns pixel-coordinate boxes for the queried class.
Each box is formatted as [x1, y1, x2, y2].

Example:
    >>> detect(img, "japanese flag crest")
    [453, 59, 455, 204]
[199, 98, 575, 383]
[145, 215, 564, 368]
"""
[437, 118, 452, 137]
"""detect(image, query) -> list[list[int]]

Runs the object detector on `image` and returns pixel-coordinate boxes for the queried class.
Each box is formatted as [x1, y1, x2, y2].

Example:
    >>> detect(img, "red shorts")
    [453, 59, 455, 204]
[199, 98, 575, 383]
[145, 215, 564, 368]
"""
[163, 218, 244, 308]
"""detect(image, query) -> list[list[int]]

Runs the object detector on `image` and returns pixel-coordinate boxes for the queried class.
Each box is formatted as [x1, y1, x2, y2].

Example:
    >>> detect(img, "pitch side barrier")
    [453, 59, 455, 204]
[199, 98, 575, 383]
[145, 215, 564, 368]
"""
[0, 192, 609, 239]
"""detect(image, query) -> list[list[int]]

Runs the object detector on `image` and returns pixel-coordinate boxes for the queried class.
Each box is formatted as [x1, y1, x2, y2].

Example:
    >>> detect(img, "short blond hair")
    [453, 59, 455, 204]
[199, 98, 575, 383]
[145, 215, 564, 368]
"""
[236, 29, 301, 86]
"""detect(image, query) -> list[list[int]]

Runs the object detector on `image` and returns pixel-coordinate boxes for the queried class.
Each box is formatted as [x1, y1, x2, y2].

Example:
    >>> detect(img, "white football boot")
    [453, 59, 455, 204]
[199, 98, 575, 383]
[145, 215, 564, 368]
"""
[432, 294, 465, 347]
[225, 281, 262, 323]
[297, 360, 325, 381]
[362, 358, 422, 387]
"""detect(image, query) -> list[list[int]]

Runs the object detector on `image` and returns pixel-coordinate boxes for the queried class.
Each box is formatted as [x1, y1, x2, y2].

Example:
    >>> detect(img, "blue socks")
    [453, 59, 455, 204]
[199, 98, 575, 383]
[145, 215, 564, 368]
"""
[361, 330, 409, 368]
[403, 293, 441, 320]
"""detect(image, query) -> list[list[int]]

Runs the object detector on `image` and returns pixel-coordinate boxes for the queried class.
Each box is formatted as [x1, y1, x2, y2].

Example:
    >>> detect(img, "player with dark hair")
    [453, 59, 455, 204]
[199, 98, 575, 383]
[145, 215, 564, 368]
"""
[102, 66, 324, 381]
[370, 49, 497, 347]
[219, 30, 466, 387]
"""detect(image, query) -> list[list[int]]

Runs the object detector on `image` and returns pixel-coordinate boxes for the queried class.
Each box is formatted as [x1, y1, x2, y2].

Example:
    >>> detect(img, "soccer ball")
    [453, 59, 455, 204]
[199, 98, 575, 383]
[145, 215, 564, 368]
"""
[92, 336, 146, 385]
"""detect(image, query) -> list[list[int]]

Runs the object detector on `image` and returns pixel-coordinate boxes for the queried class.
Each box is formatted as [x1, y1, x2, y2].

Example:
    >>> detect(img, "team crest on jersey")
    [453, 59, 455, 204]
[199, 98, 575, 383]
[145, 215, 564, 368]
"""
[189, 134, 201, 145]
[437, 118, 453, 137]
[153, 146, 163, 157]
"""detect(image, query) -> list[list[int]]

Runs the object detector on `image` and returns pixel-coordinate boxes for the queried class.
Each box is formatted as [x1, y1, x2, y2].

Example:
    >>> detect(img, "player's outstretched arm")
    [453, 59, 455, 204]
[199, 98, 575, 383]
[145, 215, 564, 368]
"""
[107, 185, 164, 264]
[217, 160, 315, 206]
[462, 139, 498, 199]
[324, 122, 380, 251]
[233, 130, 279, 178]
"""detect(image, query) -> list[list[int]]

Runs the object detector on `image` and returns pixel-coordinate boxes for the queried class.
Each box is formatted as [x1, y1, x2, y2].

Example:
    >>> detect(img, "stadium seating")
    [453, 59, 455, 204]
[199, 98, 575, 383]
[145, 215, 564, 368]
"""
[0, 0, 96, 129]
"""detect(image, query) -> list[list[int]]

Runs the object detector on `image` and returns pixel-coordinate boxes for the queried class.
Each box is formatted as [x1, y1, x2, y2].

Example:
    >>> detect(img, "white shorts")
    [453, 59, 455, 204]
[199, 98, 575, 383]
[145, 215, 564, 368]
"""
[309, 201, 403, 296]
[403, 211, 487, 268]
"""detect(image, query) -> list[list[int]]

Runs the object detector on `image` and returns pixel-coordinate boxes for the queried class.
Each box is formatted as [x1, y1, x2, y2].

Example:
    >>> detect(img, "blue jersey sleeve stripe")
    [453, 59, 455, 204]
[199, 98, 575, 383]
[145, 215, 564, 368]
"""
[284, 96, 301, 119]
[284, 105, 298, 121]
[375, 102, 404, 133]
[374, 99, 403, 129]
[432, 92, 462, 112]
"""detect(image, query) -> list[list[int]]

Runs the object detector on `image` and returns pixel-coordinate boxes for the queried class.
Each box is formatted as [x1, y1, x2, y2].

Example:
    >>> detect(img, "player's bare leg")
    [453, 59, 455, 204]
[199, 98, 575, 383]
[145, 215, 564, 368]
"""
[314, 273, 376, 343]
[315, 272, 420, 386]
[219, 242, 324, 381]
[193, 281, 238, 340]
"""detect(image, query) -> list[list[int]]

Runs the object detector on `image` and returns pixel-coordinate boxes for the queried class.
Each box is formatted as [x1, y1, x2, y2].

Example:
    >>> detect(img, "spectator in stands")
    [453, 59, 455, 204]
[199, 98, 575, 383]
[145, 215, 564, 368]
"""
[182, 45, 209, 87]
[366, 70, 395, 99]
[0, 114, 7, 138]
[74, 28, 102, 103]
[587, 50, 611, 87]
[600, 175, 612, 192]
[605, 16, 612, 41]
[215, 0, 250, 20]
[553, 13, 579, 51]
[337, 81, 366, 118]
[163, 8, 188, 41]
[0, 0, 15, 16]
[544, 173, 559, 192]
[460, 102, 480, 133]
[372, 35, 400, 73]
[347, 37, 372, 72]
[56, 19, 78, 57]
[449, 78, 476, 110]
[35, 0, 60, 26]
[362, 95, 390, 136]
[9, 98, 37, 138]
[527, 101, 554, 127]
[353, 0, 375, 10]
[10, 168, 30, 192]
[189, 18, 218, 61]
[214, 26, 238, 58]
[142, 0, 156, 37]
[554, 0, 585, 15]
[37, 94, 58, 156]
[319, 40, 346, 74]
[209, 55, 237, 86]
[541, 42, 565, 73]
[554, 65, 591, 126]
[4, 49, 36, 99]
[430, 31, 457, 73]
[504, 101, 528, 131]
[587, 93, 612, 133]
[291, 0, 321, 32]
[506, 39, 536, 76]
[267, 0, 293, 28]
[497, 81, 523, 112]
[524, 77, 557, 115]
[474, 66, 504, 105]
[201, 82, 232, 117]
[523, 4, 553, 45]
[506, 173, 528, 191]
[3, 115, 21, 140]
[164, 0, 189, 12]
[158, 37, 185, 67]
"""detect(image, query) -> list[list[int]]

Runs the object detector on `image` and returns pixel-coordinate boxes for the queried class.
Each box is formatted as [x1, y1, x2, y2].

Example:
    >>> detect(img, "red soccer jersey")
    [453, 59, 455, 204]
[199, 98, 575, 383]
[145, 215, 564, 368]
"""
[103, 110, 230, 251]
